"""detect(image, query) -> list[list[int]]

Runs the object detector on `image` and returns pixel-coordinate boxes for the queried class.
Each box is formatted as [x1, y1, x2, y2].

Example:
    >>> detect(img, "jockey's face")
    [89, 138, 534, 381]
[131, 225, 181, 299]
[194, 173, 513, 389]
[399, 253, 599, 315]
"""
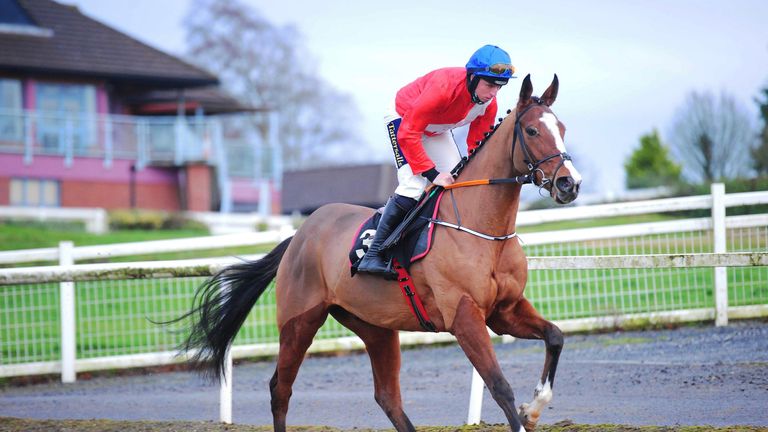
[475, 78, 503, 103]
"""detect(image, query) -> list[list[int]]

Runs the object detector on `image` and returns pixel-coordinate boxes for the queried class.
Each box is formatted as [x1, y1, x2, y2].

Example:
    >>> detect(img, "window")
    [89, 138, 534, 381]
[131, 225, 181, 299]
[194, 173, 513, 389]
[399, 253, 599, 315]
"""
[35, 83, 96, 155]
[9, 178, 60, 207]
[0, 78, 23, 143]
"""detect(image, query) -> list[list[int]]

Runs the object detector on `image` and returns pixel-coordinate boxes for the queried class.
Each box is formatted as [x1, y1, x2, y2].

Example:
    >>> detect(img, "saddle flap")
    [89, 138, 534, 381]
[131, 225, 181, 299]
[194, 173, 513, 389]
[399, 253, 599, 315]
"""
[349, 190, 444, 275]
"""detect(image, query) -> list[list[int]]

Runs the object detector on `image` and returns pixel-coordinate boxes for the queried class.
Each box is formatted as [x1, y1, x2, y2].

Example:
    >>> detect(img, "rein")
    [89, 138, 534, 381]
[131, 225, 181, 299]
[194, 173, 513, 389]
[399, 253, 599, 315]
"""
[427, 100, 572, 242]
[443, 175, 533, 190]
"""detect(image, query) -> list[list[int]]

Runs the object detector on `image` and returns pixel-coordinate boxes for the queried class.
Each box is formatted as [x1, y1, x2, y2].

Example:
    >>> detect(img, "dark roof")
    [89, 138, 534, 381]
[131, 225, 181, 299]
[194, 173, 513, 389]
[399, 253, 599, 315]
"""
[126, 86, 262, 115]
[0, 0, 218, 88]
[281, 164, 398, 215]
[0, 0, 34, 25]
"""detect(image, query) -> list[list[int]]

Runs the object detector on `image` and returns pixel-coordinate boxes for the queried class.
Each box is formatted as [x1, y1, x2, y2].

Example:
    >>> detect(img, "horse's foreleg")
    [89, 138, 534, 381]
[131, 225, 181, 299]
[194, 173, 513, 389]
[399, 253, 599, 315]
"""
[452, 296, 527, 432]
[488, 297, 563, 432]
[270, 303, 329, 432]
[330, 307, 416, 432]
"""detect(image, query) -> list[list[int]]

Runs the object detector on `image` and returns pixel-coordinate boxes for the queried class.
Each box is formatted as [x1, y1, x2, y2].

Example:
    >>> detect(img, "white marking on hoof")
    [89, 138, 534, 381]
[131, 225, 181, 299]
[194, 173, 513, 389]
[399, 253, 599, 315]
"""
[533, 380, 553, 406]
[520, 379, 553, 431]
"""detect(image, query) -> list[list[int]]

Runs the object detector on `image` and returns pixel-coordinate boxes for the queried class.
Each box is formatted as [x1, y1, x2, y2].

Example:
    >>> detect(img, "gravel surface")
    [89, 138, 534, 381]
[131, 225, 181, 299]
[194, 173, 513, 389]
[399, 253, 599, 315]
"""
[1, 320, 767, 429]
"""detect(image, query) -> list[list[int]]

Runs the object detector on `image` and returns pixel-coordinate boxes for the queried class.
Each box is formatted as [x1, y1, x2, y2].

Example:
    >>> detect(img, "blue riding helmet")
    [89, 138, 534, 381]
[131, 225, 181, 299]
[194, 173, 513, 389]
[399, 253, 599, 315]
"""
[465, 44, 515, 104]
[466, 44, 515, 85]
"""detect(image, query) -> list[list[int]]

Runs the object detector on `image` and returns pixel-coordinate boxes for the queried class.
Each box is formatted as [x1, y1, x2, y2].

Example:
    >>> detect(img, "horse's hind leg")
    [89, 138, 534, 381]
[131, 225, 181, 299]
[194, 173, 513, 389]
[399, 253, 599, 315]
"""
[488, 297, 563, 432]
[330, 307, 416, 432]
[269, 302, 329, 432]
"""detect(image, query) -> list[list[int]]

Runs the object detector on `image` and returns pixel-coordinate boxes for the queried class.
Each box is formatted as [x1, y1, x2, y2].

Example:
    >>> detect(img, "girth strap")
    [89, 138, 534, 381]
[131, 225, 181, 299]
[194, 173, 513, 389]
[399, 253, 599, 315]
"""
[393, 259, 437, 332]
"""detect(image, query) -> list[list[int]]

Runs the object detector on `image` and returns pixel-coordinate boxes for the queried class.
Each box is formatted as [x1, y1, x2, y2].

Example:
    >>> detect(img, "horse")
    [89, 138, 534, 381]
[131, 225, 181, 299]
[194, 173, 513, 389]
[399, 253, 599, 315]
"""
[177, 74, 581, 432]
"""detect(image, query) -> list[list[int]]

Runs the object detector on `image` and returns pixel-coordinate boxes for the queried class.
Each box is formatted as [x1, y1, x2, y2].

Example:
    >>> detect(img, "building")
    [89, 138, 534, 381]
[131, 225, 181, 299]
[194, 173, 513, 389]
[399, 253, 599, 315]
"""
[0, 0, 278, 213]
[281, 163, 397, 215]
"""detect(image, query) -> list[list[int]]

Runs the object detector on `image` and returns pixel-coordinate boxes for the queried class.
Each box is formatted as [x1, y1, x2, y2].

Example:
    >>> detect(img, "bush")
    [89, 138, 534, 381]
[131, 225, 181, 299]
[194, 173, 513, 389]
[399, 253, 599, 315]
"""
[108, 210, 207, 231]
[671, 177, 768, 217]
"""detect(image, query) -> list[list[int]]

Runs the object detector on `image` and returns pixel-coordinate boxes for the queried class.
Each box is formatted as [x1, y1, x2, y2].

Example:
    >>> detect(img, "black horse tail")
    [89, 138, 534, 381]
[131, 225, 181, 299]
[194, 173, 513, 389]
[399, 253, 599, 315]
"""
[178, 236, 292, 380]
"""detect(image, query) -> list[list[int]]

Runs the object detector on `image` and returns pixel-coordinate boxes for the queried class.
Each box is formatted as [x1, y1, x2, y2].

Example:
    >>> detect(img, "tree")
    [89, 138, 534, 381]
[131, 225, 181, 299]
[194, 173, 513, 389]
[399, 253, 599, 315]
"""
[624, 129, 682, 189]
[669, 90, 755, 182]
[183, 0, 364, 169]
[753, 87, 768, 175]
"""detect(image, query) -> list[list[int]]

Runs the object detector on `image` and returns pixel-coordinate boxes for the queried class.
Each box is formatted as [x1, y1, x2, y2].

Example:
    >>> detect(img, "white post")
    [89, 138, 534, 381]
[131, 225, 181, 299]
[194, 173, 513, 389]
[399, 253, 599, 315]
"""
[103, 115, 113, 168]
[219, 345, 233, 423]
[466, 367, 484, 424]
[258, 180, 271, 218]
[63, 118, 74, 168]
[24, 111, 33, 165]
[219, 282, 233, 424]
[59, 241, 76, 383]
[711, 183, 728, 327]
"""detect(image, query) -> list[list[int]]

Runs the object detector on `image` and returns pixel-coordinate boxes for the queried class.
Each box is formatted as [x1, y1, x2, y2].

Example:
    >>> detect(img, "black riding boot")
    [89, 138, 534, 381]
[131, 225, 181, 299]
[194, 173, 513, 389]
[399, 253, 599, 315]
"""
[357, 194, 416, 279]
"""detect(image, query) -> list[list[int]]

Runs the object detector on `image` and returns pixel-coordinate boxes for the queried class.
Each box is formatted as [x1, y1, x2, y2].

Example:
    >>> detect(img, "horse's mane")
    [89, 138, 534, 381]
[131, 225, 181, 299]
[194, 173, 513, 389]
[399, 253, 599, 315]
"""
[452, 96, 543, 179]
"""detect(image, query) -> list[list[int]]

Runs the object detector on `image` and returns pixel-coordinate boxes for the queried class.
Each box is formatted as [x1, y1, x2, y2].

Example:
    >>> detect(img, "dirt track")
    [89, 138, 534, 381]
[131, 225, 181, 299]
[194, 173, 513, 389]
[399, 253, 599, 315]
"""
[1, 320, 767, 429]
[0, 418, 766, 432]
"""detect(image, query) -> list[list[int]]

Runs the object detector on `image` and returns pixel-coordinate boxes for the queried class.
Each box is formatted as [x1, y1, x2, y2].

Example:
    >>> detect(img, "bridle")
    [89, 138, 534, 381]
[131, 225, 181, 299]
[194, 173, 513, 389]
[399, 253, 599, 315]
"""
[511, 98, 572, 193]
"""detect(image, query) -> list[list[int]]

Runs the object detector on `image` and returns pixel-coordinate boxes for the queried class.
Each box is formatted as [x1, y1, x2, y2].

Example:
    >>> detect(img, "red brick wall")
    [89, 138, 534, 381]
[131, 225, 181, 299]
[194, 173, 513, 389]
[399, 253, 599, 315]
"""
[0, 177, 8, 205]
[61, 181, 180, 211]
[185, 164, 212, 211]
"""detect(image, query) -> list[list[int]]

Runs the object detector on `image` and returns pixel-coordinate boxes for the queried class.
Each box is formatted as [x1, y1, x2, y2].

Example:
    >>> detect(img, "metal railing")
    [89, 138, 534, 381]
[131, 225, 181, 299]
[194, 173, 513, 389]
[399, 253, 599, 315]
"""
[0, 108, 279, 181]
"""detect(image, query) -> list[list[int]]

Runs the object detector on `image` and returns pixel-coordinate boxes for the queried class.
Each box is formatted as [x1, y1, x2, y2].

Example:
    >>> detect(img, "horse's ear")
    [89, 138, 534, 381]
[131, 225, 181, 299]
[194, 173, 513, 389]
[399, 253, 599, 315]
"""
[540, 74, 559, 106]
[518, 74, 533, 107]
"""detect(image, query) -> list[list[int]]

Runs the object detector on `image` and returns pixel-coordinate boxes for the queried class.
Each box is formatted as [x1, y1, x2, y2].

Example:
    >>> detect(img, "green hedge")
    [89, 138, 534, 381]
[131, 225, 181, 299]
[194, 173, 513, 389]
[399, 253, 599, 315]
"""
[108, 210, 208, 231]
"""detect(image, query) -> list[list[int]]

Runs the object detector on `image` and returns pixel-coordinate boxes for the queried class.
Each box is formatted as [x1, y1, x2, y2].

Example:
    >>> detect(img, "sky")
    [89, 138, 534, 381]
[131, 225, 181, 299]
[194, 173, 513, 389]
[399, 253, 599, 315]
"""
[61, 0, 768, 197]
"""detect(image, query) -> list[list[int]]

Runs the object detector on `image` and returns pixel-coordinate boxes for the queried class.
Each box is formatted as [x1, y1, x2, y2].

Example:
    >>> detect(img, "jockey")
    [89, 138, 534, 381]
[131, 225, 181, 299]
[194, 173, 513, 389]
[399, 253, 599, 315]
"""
[357, 44, 515, 278]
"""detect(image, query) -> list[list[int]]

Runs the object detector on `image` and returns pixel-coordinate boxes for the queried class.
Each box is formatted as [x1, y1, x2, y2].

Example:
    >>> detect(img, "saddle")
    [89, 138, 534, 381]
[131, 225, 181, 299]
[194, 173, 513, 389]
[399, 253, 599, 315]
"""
[348, 189, 445, 275]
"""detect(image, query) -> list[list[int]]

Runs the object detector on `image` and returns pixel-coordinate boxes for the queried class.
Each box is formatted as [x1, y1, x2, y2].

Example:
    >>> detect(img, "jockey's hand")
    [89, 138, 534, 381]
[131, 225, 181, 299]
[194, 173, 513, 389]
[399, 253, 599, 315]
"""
[433, 172, 455, 187]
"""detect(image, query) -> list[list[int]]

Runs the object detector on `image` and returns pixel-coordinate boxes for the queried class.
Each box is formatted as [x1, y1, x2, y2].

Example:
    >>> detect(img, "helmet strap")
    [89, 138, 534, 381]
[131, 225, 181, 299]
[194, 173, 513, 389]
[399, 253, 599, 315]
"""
[466, 73, 484, 104]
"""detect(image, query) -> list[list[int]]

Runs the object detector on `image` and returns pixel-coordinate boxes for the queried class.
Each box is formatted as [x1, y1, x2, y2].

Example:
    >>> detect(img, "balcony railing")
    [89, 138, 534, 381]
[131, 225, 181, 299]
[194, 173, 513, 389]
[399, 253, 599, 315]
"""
[0, 108, 279, 181]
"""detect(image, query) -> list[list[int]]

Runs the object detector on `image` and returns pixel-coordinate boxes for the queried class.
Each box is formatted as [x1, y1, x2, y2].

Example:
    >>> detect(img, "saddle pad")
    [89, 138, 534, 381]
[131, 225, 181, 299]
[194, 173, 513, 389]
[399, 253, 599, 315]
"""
[348, 190, 445, 275]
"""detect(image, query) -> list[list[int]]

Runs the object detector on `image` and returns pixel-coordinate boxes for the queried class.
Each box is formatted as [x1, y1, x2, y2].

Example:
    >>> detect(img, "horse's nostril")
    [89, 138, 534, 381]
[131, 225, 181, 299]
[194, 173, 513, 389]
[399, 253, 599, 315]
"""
[556, 177, 574, 193]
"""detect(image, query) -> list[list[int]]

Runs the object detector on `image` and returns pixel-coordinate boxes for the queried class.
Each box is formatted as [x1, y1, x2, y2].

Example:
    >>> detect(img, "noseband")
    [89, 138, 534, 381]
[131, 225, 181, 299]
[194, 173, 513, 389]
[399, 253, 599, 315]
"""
[512, 99, 572, 191]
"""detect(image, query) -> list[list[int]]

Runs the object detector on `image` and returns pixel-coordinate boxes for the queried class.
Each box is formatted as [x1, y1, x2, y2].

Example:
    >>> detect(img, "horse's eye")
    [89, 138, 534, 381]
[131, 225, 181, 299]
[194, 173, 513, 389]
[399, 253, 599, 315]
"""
[525, 126, 538, 136]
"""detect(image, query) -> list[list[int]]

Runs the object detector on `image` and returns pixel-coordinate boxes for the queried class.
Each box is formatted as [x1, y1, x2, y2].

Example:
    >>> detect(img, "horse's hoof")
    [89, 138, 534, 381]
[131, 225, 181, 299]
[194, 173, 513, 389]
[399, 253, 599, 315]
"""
[518, 403, 539, 432]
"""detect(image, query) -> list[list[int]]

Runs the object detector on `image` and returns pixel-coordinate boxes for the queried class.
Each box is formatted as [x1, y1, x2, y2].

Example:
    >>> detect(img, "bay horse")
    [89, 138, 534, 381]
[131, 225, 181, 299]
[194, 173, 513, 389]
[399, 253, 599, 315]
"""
[178, 74, 581, 432]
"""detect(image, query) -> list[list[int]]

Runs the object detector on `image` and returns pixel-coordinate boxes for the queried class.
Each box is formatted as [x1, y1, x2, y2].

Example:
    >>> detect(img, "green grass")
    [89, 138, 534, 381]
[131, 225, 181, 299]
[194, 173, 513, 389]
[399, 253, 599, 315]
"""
[0, 221, 209, 250]
[1, 219, 766, 366]
[517, 213, 681, 233]
[0, 222, 277, 266]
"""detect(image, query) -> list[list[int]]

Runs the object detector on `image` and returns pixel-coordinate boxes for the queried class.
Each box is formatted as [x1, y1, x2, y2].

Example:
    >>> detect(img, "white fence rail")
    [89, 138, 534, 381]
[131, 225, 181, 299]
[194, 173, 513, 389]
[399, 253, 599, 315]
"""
[0, 229, 294, 265]
[0, 206, 107, 234]
[0, 206, 295, 239]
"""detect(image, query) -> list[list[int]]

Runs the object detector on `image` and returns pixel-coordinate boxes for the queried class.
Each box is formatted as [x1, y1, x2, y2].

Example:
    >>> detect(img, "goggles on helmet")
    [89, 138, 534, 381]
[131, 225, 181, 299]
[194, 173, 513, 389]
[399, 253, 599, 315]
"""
[484, 63, 516, 75]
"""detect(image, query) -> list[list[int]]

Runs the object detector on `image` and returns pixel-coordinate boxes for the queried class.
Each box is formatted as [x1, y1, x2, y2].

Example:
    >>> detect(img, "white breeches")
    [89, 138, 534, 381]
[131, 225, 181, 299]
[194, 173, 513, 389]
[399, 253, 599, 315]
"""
[385, 115, 462, 199]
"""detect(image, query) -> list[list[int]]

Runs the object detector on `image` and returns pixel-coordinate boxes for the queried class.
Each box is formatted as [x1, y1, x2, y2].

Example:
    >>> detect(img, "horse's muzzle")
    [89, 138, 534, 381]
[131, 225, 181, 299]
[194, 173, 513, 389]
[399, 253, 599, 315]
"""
[554, 176, 580, 204]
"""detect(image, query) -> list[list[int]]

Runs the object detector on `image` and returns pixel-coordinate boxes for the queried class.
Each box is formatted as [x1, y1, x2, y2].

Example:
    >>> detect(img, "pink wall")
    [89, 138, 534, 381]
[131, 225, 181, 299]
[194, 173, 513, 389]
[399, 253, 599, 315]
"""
[230, 178, 261, 201]
[0, 154, 176, 185]
[0, 154, 183, 210]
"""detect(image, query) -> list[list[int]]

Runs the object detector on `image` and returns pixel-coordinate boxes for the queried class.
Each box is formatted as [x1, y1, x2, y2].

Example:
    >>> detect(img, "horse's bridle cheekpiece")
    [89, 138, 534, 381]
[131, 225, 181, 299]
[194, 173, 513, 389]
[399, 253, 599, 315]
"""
[512, 97, 572, 191]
